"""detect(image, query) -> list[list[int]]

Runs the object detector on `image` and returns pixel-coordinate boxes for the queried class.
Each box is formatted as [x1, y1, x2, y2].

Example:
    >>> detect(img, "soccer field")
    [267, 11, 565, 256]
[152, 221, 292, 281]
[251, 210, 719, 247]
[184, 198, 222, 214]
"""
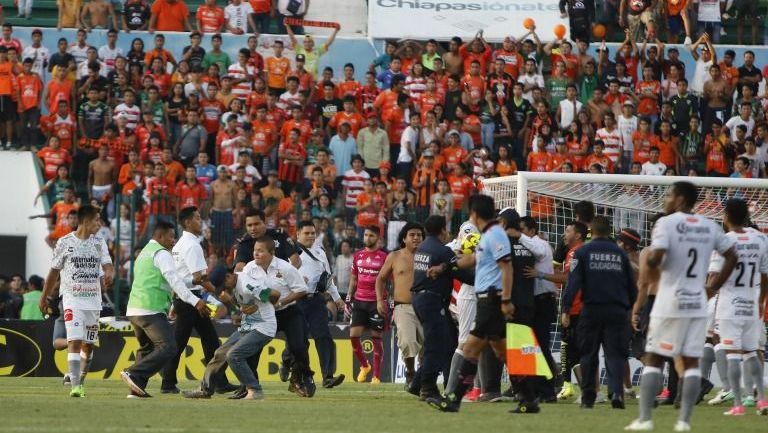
[1, 378, 766, 433]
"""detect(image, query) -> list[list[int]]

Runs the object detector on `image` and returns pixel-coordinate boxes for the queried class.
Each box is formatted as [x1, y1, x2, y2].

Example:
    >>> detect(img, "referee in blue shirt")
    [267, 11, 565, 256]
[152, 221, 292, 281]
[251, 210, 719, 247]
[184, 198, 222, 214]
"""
[562, 216, 637, 409]
[428, 195, 540, 414]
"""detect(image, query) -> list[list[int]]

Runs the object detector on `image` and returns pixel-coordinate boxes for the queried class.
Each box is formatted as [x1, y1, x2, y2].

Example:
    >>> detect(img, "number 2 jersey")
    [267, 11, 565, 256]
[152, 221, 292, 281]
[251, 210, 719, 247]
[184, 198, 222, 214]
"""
[712, 229, 768, 321]
[52, 233, 112, 311]
[650, 211, 734, 319]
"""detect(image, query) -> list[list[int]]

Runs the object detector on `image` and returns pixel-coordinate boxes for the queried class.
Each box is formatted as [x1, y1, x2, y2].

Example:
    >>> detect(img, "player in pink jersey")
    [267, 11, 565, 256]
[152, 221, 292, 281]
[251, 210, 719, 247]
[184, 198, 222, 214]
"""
[347, 225, 389, 383]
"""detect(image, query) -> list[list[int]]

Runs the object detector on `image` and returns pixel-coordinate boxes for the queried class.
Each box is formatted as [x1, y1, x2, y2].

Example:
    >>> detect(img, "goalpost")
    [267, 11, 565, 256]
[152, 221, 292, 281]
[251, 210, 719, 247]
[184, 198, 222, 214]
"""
[482, 172, 768, 385]
[483, 172, 768, 249]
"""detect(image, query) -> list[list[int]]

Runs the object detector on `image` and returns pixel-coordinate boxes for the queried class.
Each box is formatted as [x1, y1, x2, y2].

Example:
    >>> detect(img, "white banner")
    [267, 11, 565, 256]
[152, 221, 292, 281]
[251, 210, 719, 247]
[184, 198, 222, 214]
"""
[369, 0, 569, 42]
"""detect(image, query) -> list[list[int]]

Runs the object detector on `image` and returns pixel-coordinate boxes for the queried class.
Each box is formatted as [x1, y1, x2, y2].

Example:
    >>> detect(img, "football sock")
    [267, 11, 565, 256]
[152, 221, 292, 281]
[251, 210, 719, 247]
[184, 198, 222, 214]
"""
[744, 353, 765, 400]
[727, 354, 743, 406]
[679, 369, 701, 424]
[80, 350, 93, 385]
[372, 337, 383, 378]
[638, 366, 662, 422]
[700, 343, 715, 379]
[714, 344, 730, 391]
[454, 357, 479, 402]
[445, 349, 464, 395]
[68, 352, 81, 387]
[351, 337, 368, 368]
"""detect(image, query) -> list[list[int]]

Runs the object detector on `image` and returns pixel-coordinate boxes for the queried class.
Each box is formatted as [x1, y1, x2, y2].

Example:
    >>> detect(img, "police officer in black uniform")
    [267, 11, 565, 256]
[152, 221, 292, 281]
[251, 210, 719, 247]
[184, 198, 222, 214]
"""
[562, 216, 637, 409]
[231, 208, 302, 399]
[411, 215, 471, 399]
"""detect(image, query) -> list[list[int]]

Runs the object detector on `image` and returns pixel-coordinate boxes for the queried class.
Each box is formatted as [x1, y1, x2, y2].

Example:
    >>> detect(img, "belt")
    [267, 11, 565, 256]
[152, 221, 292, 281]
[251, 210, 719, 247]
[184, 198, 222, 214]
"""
[476, 287, 498, 299]
[394, 301, 412, 306]
[535, 292, 556, 299]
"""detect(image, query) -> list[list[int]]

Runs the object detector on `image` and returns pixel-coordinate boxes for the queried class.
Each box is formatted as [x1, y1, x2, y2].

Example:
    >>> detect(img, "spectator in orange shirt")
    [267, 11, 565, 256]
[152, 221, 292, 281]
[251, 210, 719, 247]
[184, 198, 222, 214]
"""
[118, 149, 144, 194]
[161, 147, 185, 183]
[143, 34, 177, 69]
[527, 135, 551, 172]
[328, 96, 363, 138]
[441, 130, 467, 172]
[459, 35, 492, 75]
[656, 119, 681, 173]
[446, 163, 474, 227]
[17, 57, 43, 150]
[582, 140, 615, 173]
[457, 104, 481, 147]
[177, 166, 208, 213]
[355, 178, 384, 234]
[38, 186, 79, 248]
[149, 0, 193, 33]
[36, 136, 72, 180]
[196, 0, 226, 34]
[546, 139, 573, 172]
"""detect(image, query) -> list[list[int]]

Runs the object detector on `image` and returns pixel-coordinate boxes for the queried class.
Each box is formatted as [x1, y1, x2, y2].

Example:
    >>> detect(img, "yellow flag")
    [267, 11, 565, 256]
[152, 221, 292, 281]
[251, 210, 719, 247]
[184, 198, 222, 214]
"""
[506, 323, 553, 379]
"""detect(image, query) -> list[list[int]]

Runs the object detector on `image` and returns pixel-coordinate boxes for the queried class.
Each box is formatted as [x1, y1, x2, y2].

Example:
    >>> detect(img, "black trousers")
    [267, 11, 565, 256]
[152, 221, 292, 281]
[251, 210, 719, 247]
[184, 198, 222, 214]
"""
[281, 295, 337, 379]
[533, 293, 558, 399]
[412, 290, 455, 390]
[249, 304, 311, 376]
[577, 311, 631, 404]
[161, 298, 227, 389]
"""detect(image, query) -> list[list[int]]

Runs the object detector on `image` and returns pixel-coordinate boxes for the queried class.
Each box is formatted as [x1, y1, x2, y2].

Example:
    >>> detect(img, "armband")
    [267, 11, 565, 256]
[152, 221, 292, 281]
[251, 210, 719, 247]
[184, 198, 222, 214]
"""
[538, 272, 544, 281]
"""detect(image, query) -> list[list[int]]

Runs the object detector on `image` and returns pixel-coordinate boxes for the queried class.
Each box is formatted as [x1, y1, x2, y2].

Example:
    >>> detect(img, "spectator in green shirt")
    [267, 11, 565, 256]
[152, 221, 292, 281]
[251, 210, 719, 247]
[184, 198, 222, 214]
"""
[547, 60, 569, 112]
[202, 34, 231, 74]
[20, 275, 45, 321]
[287, 24, 339, 79]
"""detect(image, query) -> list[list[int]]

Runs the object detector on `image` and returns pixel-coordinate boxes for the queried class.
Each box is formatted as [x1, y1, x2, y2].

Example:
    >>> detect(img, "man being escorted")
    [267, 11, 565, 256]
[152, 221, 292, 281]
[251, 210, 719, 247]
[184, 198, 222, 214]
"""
[562, 216, 637, 409]
[120, 221, 211, 398]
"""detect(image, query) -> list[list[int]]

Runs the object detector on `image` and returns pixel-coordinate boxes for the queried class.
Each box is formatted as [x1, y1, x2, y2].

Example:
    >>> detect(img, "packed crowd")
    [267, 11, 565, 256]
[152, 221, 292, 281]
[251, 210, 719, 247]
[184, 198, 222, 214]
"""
[0, 0, 763, 319]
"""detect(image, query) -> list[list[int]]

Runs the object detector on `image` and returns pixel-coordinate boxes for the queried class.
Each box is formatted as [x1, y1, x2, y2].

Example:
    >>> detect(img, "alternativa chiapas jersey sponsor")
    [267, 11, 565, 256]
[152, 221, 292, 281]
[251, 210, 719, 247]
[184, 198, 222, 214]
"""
[650, 211, 734, 319]
[52, 233, 111, 311]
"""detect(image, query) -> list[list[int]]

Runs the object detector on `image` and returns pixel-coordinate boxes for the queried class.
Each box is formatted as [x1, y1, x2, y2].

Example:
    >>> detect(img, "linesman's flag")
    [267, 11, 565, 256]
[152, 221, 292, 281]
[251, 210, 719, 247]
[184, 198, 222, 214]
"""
[506, 323, 552, 379]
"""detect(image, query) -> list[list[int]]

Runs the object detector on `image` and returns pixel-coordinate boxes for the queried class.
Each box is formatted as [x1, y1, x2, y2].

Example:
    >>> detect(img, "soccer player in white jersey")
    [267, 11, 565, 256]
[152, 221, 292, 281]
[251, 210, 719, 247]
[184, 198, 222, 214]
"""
[711, 199, 768, 416]
[627, 182, 737, 432]
[39, 205, 114, 398]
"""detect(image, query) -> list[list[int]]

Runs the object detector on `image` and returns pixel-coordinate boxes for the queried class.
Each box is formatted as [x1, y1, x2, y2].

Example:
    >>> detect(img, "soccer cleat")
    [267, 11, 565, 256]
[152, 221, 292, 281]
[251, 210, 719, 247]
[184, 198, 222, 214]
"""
[182, 390, 212, 399]
[371, 377, 381, 385]
[624, 419, 654, 431]
[708, 389, 734, 405]
[656, 388, 670, 400]
[462, 387, 481, 402]
[69, 385, 85, 398]
[742, 396, 756, 407]
[426, 394, 460, 413]
[723, 406, 745, 416]
[356, 365, 372, 383]
[673, 421, 691, 432]
[756, 399, 768, 415]
[120, 371, 150, 397]
[509, 402, 540, 414]
[558, 382, 575, 400]
[322, 374, 345, 389]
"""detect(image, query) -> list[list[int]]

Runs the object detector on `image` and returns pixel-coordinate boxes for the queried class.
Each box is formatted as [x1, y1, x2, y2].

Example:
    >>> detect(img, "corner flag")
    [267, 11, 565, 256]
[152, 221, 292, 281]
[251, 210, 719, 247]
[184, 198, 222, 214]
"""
[506, 323, 552, 379]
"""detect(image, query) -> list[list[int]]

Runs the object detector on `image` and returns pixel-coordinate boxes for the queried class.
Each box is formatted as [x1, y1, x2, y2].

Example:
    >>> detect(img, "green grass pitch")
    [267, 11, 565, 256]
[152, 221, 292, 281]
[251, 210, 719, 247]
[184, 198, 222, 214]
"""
[0, 378, 766, 433]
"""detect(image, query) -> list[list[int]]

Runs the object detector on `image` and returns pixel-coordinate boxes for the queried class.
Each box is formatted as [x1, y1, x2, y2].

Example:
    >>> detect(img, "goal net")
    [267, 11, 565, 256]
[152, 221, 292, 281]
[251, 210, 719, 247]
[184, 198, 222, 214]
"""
[482, 172, 768, 385]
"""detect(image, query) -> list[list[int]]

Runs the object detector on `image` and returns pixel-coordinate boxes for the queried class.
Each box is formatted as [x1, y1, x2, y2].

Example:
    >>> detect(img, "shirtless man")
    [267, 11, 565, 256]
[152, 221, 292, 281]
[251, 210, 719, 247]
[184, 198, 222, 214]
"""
[209, 165, 237, 255]
[588, 88, 611, 127]
[87, 145, 115, 205]
[80, 0, 119, 32]
[702, 65, 731, 134]
[443, 37, 464, 76]
[374, 222, 425, 386]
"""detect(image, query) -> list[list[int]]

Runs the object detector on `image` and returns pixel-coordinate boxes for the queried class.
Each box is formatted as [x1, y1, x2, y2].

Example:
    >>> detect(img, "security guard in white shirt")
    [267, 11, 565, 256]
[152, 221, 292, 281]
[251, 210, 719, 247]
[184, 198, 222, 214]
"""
[288, 221, 346, 388]
[160, 207, 237, 394]
[242, 235, 317, 397]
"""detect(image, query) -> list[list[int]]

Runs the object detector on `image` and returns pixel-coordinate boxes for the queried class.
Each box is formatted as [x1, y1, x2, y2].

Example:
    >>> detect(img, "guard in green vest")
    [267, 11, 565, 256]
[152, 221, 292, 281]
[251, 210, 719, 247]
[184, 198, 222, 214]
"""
[20, 275, 45, 320]
[120, 220, 210, 398]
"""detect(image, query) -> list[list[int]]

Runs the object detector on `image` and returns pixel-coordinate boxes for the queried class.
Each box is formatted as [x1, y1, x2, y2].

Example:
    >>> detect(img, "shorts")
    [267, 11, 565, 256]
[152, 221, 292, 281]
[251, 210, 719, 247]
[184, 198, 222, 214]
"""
[645, 316, 707, 358]
[64, 308, 100, 344]
[0, 95, 15, 121]
[759, 322, 767, 349]
[668, 15, 684, 35]
[53, 314, 67, 343]
[733, 0, 758, 16]
[351, 300, 385, 332]
[393, 303, 424, 358]
[470, 292, 505, 341]
[91, 184, 112, 202]
[456, 296, 477, 344]
[718, 318, 762, 352]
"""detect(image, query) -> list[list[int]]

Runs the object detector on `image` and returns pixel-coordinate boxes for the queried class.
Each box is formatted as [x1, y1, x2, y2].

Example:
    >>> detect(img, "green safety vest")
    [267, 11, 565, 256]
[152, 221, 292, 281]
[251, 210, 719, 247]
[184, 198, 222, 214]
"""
[127, 240, 173, 314]
[20, 291, 44, 320]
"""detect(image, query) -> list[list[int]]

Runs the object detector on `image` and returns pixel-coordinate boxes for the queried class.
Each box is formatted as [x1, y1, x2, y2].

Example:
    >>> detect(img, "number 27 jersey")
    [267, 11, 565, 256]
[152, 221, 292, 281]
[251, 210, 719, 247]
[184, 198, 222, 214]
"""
[650, 212, 735, 319]
[713, 229, 768, 321]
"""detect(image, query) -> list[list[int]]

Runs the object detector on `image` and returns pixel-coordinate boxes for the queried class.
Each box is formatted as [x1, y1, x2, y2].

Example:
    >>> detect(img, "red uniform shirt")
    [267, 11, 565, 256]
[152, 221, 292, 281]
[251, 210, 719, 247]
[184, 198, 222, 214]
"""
[176, 180, 207, 209]
[447, 174, 474, 209]
[196, 5, 225, 33]
[351, 249, 388, 302]
[37, 147, 72, 179]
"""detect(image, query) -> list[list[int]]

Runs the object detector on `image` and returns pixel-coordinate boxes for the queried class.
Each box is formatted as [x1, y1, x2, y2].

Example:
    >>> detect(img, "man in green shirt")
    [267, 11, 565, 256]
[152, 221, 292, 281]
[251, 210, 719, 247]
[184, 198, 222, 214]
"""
[120, 221, 210, 398]
[578, 61, 599, 106]
[20, 275, 45, 320]
[287, 25, 338, 79]
[202, 34, 231, 74]
[546, 60, 570, 113]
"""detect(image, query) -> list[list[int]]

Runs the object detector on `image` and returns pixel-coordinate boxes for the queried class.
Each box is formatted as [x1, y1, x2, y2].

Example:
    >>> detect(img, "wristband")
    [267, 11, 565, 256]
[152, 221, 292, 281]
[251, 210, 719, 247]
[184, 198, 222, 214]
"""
[501, 299, 513, 304]
[537, 272, 544, 281]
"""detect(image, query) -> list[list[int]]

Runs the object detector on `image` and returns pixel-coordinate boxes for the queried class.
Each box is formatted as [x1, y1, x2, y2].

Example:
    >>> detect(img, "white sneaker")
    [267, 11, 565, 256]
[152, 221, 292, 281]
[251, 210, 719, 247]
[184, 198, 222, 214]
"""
[708, 389, 734, 405]
[624, 419, 654, 431]
[595, 392, 607, 404]
[673, 421, 691, 432]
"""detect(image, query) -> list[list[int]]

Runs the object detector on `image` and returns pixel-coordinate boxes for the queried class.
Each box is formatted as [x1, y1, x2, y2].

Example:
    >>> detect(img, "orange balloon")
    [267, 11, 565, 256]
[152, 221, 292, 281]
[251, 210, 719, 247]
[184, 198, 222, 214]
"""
[593, 24, 606, 39]
[554, 24, 567, 39]
[523, 18, 535, 30]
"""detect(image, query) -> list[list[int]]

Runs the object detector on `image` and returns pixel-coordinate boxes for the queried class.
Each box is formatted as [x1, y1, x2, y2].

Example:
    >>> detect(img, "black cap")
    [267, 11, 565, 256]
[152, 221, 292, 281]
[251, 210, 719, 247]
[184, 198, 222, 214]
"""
[208, 265, 229, 290]
[498, 207, 521, 229]
[296, 54, 305, 62]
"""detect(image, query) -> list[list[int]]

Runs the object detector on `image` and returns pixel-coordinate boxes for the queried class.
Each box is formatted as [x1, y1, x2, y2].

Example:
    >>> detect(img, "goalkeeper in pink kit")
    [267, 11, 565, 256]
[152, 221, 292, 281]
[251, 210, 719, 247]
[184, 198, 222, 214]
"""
[347, 226, 389, 383]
